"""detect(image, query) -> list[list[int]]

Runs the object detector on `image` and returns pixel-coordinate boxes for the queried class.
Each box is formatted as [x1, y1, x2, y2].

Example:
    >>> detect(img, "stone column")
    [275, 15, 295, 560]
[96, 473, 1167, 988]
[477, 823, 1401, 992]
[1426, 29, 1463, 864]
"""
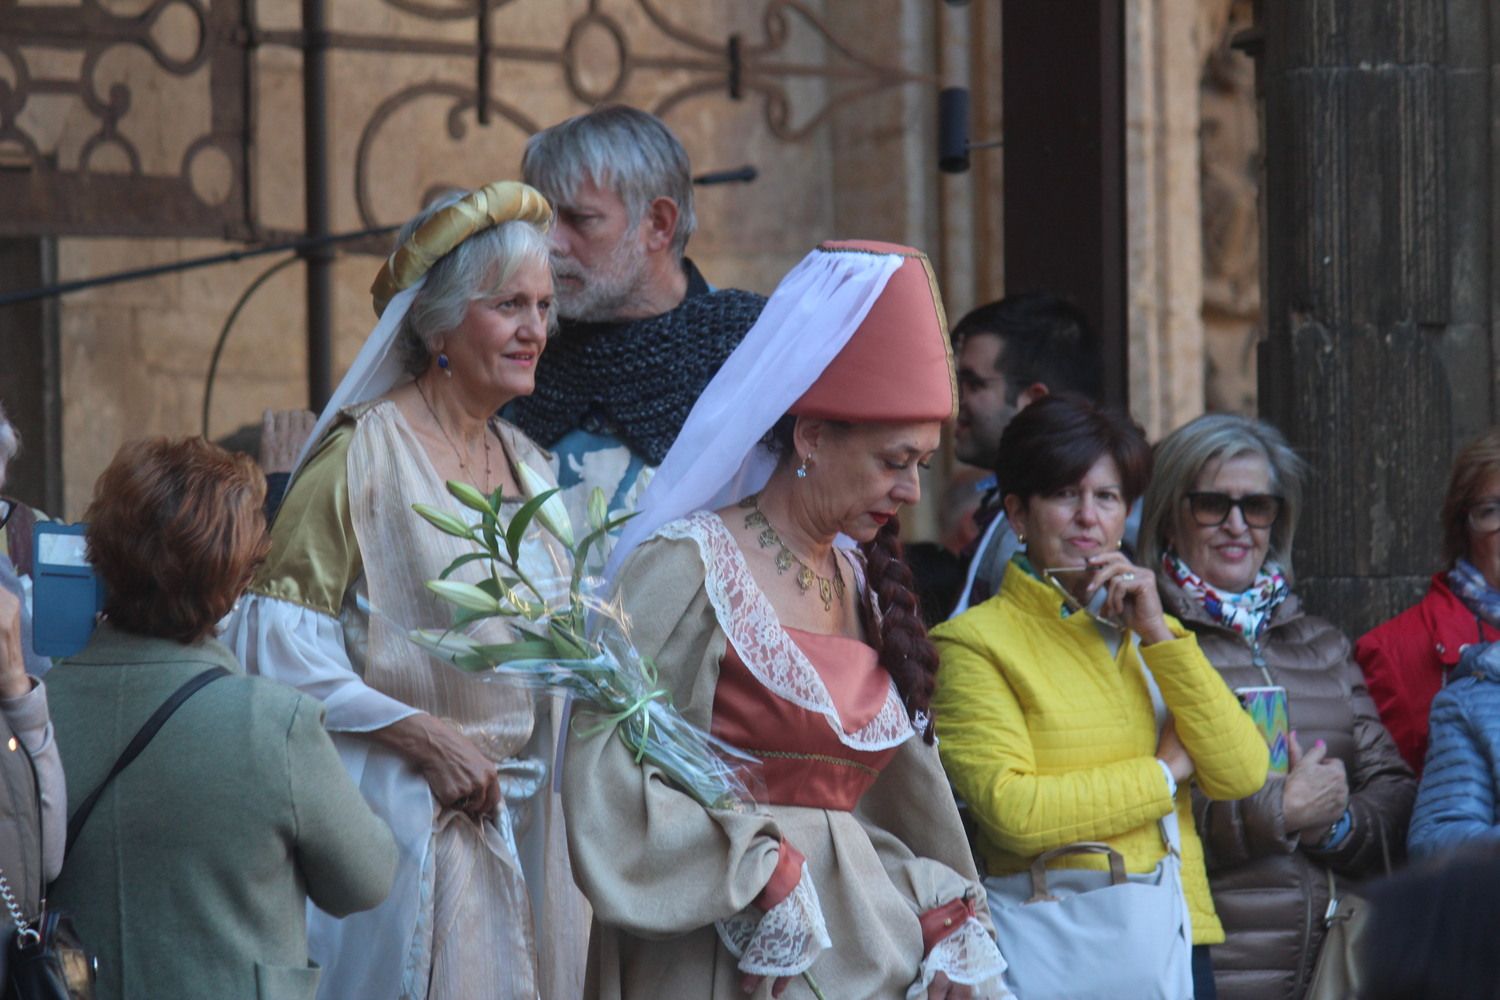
[1124, 0, 1208, 439]
[1255, 0, 1498, 636]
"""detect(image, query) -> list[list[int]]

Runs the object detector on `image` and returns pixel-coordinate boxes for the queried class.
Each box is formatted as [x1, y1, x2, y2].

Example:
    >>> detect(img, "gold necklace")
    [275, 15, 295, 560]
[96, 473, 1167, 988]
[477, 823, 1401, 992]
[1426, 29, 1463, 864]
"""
[740, 494, 846, 612]
[415, 379, 493, 491]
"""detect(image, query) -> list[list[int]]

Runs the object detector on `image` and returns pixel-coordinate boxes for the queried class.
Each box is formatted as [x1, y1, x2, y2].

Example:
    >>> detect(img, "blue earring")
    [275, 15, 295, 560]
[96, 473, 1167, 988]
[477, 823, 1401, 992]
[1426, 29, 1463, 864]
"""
[437, 352, 451, 378]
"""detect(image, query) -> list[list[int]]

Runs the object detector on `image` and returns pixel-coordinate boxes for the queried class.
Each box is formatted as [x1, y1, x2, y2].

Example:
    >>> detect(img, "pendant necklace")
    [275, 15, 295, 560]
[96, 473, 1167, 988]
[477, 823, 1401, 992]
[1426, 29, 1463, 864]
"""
[416, 379, 493, 492]
[740, 494, 846, 612]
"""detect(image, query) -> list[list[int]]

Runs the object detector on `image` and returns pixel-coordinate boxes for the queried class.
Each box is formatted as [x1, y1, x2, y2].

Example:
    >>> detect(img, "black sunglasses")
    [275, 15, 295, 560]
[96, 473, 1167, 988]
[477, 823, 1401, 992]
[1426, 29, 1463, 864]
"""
[1184, 491, 1284, 528]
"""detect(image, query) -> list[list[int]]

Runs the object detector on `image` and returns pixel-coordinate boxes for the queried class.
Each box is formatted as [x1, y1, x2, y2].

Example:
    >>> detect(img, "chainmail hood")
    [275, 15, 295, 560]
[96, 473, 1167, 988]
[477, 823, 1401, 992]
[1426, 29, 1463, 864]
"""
[509, 262, 765, 465]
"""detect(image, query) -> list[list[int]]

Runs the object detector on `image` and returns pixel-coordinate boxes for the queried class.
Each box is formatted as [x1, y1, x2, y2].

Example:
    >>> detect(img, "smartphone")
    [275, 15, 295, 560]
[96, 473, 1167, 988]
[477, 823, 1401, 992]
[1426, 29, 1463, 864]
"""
[31, 522, 104, 658]
[1235, 685, 1290, 775]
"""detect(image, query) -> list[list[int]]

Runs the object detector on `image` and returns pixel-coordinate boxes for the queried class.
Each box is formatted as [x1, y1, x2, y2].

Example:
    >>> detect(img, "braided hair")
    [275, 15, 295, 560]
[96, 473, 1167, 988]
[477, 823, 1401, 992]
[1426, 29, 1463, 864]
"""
[762, 416, 939, 742]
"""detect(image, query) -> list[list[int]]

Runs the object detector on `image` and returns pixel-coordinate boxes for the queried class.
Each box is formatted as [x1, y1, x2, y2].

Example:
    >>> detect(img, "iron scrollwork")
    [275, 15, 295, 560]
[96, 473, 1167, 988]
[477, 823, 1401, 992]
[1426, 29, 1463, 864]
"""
[0, 0, 254, 238]
[2, 0, 935, 239]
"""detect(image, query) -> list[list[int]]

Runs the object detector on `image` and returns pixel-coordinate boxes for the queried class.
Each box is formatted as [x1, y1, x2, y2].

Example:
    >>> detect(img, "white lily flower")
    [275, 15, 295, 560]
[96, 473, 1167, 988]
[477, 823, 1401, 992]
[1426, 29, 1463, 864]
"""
[515, 462, 576, 548]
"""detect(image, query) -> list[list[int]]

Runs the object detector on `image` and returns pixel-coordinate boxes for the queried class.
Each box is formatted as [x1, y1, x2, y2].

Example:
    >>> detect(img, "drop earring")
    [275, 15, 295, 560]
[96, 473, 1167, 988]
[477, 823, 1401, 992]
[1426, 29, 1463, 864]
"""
[437, 352, 452, 378]
[795, 455, 811, 479]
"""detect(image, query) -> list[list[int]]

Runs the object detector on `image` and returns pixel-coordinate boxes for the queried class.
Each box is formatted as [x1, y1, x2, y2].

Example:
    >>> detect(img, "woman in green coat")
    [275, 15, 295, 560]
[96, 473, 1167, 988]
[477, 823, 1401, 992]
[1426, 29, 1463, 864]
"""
[46, 437, 396, 1000]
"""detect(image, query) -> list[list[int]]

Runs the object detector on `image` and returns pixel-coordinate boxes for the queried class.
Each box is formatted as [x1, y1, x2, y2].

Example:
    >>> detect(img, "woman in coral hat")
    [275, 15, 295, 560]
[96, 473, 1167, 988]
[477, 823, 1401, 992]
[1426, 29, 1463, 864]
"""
[564, 241, 1009, 999]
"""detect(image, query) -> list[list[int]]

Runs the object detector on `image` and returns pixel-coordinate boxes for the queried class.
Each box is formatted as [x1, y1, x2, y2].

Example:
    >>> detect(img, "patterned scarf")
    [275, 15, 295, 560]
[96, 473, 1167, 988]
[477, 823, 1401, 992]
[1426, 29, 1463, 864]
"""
[1446, 558, 1500, 630]
[1163, 549, 1290, 644]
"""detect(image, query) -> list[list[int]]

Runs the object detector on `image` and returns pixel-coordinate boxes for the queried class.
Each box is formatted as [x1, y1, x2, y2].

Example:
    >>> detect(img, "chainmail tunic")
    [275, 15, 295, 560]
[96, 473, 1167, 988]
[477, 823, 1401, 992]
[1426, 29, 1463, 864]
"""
[509, 266, 765, 466]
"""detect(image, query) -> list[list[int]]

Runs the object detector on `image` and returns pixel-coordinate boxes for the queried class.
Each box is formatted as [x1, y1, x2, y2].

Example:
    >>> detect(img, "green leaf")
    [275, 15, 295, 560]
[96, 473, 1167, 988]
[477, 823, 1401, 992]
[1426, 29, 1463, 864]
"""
[425, 579, 502, 613]
[466, 640, 559, 665]
[451, 607, 498, 629]
[548, 619, 593, 658]
[413, 503, 475, 539]
[408, 628, 480, 661]
[438, 551, 494, 580]
[505, 488, 560, 563]
[587, 487, 610, 533]
[447, 480, 495, 517]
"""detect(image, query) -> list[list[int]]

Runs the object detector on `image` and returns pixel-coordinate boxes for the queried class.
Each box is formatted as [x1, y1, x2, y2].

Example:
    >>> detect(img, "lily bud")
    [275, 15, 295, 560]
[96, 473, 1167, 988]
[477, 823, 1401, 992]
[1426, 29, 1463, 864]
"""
[515, 462, 576, 548]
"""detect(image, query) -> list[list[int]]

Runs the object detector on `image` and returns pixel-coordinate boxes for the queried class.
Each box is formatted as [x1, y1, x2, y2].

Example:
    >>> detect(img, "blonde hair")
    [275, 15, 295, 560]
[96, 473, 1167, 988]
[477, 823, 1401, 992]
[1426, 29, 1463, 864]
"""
[1140, 413, 1307, 584]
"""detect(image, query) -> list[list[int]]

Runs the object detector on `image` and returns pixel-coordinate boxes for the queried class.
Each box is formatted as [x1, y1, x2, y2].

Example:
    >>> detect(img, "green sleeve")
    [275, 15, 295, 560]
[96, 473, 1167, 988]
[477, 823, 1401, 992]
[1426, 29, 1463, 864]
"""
[251, 421, 363, 617]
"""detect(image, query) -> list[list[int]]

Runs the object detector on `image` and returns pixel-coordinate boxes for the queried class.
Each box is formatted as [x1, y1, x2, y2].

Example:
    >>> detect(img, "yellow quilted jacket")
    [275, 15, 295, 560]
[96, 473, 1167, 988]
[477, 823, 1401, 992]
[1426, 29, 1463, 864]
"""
[931, 565, 1269, 945]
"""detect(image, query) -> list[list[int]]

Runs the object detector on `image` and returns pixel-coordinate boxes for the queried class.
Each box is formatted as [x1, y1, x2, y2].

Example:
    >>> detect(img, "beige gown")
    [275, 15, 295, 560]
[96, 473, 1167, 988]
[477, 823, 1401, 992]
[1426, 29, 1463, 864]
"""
[562, 513, 1007, 999]
[232, 400, 589, 1000]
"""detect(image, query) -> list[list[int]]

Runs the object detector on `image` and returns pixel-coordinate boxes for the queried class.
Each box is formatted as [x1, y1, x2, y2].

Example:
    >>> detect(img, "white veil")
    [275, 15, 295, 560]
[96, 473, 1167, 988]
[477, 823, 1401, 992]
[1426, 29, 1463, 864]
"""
[289, 280, 426, 479]
[605, 245, 904, 578]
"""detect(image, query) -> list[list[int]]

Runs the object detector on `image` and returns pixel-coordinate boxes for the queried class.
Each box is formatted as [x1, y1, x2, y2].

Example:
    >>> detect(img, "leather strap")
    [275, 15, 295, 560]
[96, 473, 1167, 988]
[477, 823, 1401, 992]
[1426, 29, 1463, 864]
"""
[64, 667, 229, 858]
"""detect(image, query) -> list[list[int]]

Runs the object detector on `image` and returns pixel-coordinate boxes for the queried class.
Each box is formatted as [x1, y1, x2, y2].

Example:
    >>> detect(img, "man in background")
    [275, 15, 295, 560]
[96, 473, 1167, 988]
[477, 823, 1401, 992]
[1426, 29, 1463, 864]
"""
[509, 105, 766, 538]
[949, 292, 1104, 614]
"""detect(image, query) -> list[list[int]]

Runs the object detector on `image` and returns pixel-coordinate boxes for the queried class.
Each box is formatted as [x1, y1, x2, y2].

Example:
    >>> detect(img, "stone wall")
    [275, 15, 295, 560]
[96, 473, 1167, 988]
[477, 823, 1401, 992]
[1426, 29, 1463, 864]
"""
[47, 0, 955, 517]
[31, 0, 1259, 523]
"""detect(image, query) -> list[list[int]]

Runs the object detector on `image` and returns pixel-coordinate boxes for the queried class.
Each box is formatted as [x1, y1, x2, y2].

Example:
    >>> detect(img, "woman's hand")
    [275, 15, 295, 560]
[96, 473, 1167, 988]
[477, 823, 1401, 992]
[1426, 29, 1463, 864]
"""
[377, 713, 500, 821]
[1156, 717, 1195, 784]
[927, 971, 973, 999]
[1282, 733, 1349, 842]
[0, 587, 31, 701]
[1083, 551, 1174, 644]
[740, 974, 793, 997]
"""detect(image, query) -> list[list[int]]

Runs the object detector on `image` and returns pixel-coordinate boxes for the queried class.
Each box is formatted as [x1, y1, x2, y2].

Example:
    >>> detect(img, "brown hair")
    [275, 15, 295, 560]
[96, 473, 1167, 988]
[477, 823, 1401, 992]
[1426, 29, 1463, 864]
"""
[995, 392, 1152, 506]
[762, 414, 940, 738]
[861, 518, 939, 743]
[1442, 429, 1500, 567]
[86, 437, 269, 644]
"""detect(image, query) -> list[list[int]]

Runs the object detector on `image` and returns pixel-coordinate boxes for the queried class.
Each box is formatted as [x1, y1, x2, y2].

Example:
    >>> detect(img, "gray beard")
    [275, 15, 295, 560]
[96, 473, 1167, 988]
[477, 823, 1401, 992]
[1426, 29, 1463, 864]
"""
[554, 235, 650, 323]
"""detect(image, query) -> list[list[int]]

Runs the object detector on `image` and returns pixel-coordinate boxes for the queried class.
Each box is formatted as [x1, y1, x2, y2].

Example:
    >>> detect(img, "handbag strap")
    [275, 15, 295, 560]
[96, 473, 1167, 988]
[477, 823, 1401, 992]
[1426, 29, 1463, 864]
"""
[64, 667, 229, 858]
[0, 866, 36, 943]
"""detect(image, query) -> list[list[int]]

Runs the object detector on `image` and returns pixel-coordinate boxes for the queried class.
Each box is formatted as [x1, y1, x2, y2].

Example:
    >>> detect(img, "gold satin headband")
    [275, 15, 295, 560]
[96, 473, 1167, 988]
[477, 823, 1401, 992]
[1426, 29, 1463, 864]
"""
[369, 180, 553, 317]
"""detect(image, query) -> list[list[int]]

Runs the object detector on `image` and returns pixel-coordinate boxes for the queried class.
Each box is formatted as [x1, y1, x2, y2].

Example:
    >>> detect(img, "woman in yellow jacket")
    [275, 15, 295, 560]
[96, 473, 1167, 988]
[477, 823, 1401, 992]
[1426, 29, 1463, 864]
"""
[932, 395, 1267, 1000]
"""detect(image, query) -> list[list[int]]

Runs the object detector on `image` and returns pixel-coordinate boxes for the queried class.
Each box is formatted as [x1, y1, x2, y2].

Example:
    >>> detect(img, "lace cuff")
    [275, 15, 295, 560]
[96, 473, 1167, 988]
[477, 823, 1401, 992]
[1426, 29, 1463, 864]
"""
[715, 861, 830, 977]
[906, 916, 1013, 1000]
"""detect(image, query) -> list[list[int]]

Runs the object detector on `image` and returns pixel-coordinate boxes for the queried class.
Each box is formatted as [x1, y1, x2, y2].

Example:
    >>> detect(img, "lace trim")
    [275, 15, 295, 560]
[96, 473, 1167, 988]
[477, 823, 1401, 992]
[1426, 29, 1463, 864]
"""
[715, 861, 831, 978]
[657, 512, 915, 752]
[905, 917, 1013, 1000]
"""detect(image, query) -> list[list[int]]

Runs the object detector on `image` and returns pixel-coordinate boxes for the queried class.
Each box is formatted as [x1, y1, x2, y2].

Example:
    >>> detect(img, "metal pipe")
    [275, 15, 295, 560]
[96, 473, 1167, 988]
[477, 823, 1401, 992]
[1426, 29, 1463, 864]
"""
[302, 0, 333, 412]
[0, 227, 395, 309]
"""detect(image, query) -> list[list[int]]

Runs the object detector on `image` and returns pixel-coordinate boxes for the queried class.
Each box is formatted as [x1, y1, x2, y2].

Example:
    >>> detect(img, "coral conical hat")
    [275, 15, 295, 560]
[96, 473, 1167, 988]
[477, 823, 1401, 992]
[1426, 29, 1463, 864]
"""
[789, 240, 956, 423]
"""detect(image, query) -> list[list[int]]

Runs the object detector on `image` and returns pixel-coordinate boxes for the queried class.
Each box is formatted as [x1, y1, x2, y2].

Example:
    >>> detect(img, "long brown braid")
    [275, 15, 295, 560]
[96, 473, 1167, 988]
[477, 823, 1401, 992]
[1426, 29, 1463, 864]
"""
[859, 517, 939, 743]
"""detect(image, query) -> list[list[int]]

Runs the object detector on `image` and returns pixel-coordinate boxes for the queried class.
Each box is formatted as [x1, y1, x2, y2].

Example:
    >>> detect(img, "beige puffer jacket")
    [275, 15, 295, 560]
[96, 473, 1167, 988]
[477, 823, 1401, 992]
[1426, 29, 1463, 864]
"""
[1158, 577, 1416, 1000]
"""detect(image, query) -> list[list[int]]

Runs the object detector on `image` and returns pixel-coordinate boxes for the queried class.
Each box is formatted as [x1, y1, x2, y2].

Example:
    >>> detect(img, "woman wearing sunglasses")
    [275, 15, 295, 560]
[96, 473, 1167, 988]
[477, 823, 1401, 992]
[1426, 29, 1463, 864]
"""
[933, 395, 1268, 1000]
[1138, 414, 1414, 1000]
[1356, 430, 1500, 777]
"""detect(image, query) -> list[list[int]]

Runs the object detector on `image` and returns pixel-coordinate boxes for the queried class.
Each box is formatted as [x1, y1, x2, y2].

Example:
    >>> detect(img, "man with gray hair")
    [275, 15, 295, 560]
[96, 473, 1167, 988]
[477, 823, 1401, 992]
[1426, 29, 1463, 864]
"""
[508, 105, 765, 535]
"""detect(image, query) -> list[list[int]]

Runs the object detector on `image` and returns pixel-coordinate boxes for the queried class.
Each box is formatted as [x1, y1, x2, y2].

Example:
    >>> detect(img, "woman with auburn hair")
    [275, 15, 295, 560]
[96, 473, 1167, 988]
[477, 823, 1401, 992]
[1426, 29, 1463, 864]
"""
[44, 437, 395, 1000]
[932, 394, 1269, 1000]
[566, 241, 1008, 999]
[1357, 429, 1500, 775]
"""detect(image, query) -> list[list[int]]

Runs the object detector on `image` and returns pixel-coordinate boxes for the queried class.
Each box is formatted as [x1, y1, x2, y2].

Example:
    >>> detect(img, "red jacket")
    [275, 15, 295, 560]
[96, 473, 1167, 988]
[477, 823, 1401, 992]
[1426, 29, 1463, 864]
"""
[1354, 574, 1500, 774]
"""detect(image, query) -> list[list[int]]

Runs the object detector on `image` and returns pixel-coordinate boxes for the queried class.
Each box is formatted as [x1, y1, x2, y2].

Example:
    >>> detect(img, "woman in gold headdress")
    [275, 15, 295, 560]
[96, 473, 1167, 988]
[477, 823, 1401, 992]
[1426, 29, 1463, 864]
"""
[227, 182, 586, 1000]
